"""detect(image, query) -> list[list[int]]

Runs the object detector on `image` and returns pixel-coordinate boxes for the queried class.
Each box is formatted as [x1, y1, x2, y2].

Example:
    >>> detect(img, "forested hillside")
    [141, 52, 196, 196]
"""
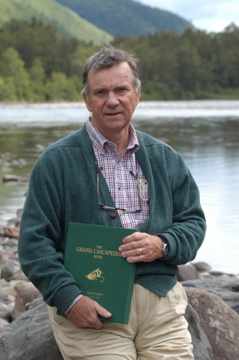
[0, 0, 112, 45]
[0, 20, 238, 102]
[55, 0, 193, 36]
[112, 24, 239, 99]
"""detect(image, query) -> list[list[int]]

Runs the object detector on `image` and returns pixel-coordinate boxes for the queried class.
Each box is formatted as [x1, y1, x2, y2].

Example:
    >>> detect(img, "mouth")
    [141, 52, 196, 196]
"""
[105, 112, 122, 117]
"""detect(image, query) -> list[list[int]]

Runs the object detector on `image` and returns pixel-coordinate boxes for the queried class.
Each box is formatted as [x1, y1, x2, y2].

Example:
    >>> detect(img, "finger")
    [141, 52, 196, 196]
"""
[119, 239, 144, 253]
[91, 306, 112, 329]
[66, 297, 111, 329]
[121, 246, 144, 260]
[125, 253, 145, 263]
[122, 232, 142, 244]
[96, 304, 112, 319]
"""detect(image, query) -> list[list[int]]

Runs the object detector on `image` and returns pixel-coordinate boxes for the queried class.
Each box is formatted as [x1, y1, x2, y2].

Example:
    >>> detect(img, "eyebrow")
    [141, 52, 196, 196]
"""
[92, 84, 130, 94]
[92, 88, 106, 94]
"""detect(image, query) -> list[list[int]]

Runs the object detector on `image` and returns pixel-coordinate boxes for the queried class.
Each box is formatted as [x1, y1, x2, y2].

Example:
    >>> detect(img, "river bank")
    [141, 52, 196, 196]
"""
[0, 203, 238, 329]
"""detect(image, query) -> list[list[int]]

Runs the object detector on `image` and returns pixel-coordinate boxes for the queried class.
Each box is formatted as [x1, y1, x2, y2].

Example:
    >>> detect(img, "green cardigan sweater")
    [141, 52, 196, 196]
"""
[18, 125, 206, 315]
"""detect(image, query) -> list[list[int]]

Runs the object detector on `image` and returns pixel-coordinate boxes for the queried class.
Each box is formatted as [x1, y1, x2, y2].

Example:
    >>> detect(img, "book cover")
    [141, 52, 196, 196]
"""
[64, 222, 137, 324]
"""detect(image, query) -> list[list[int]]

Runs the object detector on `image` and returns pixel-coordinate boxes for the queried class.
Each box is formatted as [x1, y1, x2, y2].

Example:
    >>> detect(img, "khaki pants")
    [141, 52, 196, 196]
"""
[48, 282, 194, 360]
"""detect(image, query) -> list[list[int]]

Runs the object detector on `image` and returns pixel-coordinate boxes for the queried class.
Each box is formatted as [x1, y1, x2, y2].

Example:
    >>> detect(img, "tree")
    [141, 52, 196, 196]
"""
[0, 47, 31, 100]
[29, 57, 46, 101]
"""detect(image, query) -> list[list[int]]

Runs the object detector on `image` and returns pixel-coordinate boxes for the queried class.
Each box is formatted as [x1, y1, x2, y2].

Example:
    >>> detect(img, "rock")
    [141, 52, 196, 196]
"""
[0, 252, 14, 264]
[10, 272, 28, 282]
[0, 303, 7, 315]
[192, 261, 212, 273]
[0, 318, 9, 328]
[185, 287, 239, 360]
[1, 260, 21, 281]
[25, 297, 44, 311]
[2, 174, 28, 183]
[209, 270, 225, 276]
[177, 263, 201, 281]
[12, 158, 27, 167]
[3, 226, 20, 239]
[232, 282, 239, 291]
[1, 237, 18, 247]
[0, 278, 16, 297]
[182, 277, 239, 314]
[13, 281, 42, 318]
[185, 304, 213, 360]
[0, 302, 63, 360]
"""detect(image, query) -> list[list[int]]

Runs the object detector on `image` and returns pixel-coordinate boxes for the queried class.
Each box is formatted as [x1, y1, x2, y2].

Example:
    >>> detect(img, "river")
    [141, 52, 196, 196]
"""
[0, 100, 239, 274]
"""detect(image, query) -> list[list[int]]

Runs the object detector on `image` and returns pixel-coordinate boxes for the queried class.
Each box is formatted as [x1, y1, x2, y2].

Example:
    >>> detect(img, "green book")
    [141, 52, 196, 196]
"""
[64, 222, 137, 324]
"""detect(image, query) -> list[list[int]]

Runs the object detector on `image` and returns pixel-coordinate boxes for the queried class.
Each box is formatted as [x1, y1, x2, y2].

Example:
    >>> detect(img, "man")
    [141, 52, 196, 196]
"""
[18, 46, 206, 359]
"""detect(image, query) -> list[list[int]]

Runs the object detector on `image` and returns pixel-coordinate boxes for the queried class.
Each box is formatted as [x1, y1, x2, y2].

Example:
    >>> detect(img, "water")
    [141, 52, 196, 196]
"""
[0, 100, 239, 274]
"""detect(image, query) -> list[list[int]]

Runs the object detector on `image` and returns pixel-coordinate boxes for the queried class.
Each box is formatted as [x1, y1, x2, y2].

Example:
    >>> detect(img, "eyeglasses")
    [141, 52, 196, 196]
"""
[97, 170, 142, 213]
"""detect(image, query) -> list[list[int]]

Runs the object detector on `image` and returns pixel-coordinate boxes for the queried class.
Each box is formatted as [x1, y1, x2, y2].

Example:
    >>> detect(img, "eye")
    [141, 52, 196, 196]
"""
[116, 87, 128, 94]
[94, 89, 107, 96]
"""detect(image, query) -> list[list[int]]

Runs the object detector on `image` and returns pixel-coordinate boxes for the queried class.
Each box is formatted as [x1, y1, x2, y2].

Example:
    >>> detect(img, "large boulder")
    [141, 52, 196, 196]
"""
[182, 277, 239, 314]
[185, 287, 239, 360]
[185, 304, 213, 360]
[0, 302, 63, 360]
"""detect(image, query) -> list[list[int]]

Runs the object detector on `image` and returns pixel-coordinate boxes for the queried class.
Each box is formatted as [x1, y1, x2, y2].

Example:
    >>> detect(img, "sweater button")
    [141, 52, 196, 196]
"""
[110, 213, 116, 219]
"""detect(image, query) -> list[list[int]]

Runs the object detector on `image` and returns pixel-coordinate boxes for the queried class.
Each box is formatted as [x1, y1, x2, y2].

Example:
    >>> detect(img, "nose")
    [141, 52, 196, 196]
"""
[106, 92, 119, 107]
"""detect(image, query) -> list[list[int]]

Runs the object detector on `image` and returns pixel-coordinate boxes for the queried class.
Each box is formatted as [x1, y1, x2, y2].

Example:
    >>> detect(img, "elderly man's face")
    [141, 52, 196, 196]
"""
[83, 61, 141, 139]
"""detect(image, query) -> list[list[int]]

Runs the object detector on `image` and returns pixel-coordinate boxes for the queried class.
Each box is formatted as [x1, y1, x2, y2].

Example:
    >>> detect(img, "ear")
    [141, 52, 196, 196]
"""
[83, 92, 92, 112]
[136, 86, 141, 105]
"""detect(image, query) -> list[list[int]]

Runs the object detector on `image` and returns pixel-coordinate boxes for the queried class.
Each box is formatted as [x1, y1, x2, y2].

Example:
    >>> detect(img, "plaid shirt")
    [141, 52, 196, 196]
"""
[86, 119, 149, 229]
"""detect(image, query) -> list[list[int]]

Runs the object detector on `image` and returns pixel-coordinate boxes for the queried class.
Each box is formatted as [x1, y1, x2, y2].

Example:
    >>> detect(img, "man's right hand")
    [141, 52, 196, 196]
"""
[66, 296, 112, 329]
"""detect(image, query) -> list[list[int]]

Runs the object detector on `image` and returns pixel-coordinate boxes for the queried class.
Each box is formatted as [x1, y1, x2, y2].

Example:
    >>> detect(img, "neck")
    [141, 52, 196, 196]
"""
[106, 130, 130, 156]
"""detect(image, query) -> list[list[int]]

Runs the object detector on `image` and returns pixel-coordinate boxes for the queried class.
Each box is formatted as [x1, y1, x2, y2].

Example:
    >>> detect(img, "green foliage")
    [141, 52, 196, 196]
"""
[0, 47, 31, 101]
[0, 19, 239, 101]
[112, 25, 239, 100]
[0, 20, 97, 101]
[0, 0, 112, 45]
[55, 0, 193, 36]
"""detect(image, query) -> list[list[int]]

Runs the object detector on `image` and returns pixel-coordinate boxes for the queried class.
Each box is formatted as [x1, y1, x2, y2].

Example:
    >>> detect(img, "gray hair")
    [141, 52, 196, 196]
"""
[81, 46, 141, 97]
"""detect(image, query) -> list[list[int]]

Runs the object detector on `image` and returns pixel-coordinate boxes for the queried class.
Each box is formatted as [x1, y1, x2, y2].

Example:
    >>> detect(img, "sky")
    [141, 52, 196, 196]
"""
[138, 0, 238, 33]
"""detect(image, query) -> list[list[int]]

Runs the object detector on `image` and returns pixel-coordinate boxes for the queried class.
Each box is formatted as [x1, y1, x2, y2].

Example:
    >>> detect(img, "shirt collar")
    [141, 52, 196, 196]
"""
[85, 118, 139, 154]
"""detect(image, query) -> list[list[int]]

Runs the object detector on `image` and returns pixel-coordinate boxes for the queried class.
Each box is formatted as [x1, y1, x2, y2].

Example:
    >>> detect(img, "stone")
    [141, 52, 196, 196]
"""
[177, 263, 200, 281]
[209, 270, 225, 276]
[0, 302, 63, 360]
[1, 260, 21, 281]
[232, 281, 239, 291]
[182, 277, 239, 314]
[185, 304, 213, 360]
[13, 281, 42, 319]
[2, 174, 28, 183]
[185, 287, 239, 360]
[1, 237, 18, 248]
[0, 303, 7, 315]
[0, 318, 9, 328]
[192, 261, 212, 273]
[0, 251, 14, 264]
[3, 226, 20, 239]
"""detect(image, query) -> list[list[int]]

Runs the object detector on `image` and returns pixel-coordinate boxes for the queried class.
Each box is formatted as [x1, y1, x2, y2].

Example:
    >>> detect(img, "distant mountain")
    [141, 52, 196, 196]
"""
[0, 0, 112, 45]
[55, 0, 194, 36]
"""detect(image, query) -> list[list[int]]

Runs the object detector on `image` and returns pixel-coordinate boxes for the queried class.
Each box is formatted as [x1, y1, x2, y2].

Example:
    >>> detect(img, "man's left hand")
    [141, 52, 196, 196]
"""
[118, 232, 165, 263]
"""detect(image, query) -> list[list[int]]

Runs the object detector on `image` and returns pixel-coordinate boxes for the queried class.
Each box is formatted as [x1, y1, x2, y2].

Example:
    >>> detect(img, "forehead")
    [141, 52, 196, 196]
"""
[88, 61, 134, 89]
